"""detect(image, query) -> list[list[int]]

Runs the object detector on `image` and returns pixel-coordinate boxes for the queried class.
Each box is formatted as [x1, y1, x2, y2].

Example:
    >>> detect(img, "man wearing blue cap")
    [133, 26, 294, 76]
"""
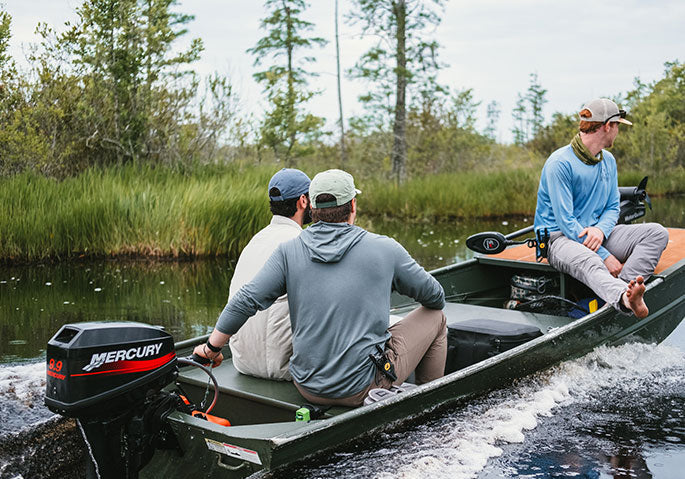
[195, 169, 447, 406]
[226, 168, 312, 380]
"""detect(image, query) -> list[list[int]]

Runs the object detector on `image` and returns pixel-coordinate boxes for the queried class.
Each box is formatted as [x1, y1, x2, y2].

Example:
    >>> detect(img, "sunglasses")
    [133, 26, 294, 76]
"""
[604, 109, 627, 124]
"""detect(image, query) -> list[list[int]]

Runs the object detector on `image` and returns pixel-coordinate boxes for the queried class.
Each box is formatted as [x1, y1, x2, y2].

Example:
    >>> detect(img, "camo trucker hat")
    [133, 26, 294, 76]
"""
[309, 169, 361, 208]
[268, 168, 311, 201]
[580, 98, 633, 125]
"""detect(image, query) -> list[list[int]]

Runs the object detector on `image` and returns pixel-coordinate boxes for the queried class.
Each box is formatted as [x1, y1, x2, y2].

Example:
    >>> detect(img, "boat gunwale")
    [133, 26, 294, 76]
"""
[171, 256, 684, 445]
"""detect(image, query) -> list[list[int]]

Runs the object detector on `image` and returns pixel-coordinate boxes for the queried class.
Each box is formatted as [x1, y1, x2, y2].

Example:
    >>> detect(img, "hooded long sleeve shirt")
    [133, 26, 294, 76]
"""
[534, 145, 620, 260]
[216, 221, 445, 398]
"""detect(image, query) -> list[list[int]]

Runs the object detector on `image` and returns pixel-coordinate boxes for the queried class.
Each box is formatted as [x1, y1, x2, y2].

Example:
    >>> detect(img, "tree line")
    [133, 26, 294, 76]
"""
[0, 1, 683, 181]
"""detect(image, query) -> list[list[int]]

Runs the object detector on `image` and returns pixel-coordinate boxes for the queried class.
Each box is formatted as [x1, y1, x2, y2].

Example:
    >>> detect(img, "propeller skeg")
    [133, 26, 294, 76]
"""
[639, 176, 652, 210]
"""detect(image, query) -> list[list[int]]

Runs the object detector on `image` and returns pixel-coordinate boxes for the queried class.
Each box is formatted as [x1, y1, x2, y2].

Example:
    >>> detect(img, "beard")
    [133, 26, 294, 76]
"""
[302, 205, 312, 225]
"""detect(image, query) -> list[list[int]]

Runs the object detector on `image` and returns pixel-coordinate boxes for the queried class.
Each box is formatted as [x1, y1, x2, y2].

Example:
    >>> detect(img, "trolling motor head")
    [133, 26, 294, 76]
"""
[465, 231, 509, 255]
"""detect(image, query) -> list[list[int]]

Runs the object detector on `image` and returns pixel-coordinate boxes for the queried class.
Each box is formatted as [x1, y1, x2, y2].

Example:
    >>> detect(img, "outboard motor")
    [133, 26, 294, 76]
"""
[45, 322, 180, 479]
[618, 176, 651, 224]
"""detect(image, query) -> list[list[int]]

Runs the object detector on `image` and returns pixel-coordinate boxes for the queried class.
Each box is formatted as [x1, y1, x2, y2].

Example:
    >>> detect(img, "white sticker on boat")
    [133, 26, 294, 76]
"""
[205, 438, 262, 465]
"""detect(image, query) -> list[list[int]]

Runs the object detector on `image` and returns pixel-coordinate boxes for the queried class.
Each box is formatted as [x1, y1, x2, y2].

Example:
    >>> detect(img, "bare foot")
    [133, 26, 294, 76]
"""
[622, 276, 649, 318]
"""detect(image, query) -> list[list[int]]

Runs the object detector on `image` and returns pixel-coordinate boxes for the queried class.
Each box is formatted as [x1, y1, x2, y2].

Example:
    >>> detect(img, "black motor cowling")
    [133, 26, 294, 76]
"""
[45, 321, 177, 417]
[45, 322, 180, 479]
[618, 176, 651, 224]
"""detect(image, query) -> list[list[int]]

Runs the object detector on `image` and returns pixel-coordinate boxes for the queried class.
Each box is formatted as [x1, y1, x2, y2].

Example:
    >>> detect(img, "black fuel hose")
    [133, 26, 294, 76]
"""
[177, 356, 219, 414]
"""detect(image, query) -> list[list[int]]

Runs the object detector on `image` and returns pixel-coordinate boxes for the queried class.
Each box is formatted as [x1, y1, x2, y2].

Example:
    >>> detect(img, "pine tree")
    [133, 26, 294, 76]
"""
[526, 72, 547, 138]
[348, 0, 446, 184]
[248, 0, 327, 165]
[484, 100, 500, 140]
[511, 93, 527, 145]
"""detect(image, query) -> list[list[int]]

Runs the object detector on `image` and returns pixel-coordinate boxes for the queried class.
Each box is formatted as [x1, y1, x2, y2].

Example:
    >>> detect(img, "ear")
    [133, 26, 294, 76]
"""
[297, 194, 308, 210]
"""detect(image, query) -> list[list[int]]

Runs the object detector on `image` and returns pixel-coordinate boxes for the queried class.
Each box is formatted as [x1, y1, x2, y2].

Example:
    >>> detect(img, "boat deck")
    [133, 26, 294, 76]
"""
[484, 227, 685, 275]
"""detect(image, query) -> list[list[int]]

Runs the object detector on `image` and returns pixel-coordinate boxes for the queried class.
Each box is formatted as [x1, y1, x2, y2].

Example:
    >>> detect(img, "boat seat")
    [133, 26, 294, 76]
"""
[478, 227, 685, 276]
[177, 357, 352, 419]
[442, 301, 571, 333]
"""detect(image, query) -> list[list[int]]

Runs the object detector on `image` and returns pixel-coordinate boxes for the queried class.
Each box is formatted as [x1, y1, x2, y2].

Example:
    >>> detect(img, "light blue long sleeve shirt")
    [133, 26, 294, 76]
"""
[534, 145, 620, 261]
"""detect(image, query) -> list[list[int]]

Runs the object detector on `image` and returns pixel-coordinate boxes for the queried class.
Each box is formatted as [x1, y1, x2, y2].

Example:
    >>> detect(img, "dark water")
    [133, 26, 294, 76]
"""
[0, 196, 683, 478]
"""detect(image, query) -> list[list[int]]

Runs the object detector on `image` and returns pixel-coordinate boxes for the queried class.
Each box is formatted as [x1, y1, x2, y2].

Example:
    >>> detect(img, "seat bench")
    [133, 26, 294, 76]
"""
[177, 358, 352, 424]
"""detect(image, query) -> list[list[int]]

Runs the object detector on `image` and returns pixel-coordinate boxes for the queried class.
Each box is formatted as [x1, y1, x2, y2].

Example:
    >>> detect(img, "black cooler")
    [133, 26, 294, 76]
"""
[445, 319, 543, 374]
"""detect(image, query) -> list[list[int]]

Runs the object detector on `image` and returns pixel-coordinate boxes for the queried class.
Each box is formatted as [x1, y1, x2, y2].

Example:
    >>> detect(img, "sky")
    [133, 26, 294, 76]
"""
[4, 0, 685, 142]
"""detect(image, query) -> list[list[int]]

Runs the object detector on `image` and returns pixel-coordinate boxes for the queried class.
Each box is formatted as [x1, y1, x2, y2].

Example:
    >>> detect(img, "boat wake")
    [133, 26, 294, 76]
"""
[0, 362, 55, 436]
[0, 362, 85, 479]
[289, 341, 684, 479]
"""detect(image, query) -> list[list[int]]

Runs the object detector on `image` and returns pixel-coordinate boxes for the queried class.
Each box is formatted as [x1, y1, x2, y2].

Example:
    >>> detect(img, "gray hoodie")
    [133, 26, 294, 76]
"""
[216, 221, 445, 398]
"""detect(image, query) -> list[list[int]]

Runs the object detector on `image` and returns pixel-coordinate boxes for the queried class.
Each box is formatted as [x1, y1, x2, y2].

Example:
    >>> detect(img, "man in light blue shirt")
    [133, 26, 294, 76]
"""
[534, 98, 668, 318]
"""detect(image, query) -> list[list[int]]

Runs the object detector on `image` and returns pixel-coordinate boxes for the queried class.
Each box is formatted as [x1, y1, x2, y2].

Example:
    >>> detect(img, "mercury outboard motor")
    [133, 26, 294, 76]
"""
[45, 322, 180, 479]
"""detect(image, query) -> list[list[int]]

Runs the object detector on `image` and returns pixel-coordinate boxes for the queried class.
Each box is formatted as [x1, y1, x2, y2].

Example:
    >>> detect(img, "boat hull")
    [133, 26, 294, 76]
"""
[142, 256, 685, 479]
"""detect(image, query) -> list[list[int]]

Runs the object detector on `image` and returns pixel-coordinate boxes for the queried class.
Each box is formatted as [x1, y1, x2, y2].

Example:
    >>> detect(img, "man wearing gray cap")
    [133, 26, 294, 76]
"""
[534, 98, 668, 318]
[226, 168, 312, 380]
[195, 169, 447, 406]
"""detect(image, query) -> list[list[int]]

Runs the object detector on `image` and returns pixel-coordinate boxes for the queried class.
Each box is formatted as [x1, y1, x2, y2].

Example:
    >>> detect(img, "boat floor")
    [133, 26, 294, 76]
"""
[178, 302, 572, 421]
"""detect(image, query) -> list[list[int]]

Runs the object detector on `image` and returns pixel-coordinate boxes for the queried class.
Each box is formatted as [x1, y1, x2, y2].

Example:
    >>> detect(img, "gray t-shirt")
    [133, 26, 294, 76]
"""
[216, 221, 445, 398]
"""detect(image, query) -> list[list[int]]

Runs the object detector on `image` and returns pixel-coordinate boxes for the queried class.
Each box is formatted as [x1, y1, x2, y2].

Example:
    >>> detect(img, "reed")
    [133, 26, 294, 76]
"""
[359, 169, 540, 219]
[0, 164, 274, 262]
[2, 165, 683, 262]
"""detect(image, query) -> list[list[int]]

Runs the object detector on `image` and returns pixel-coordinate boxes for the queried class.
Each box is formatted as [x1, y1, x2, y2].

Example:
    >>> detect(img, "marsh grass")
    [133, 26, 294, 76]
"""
[0, 164, 274, 261]
[2, 165, 683, 262]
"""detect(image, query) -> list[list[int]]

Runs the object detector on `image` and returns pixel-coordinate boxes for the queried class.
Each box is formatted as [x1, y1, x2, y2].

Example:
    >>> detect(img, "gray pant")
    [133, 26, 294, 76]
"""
[547, 223, 669, 311]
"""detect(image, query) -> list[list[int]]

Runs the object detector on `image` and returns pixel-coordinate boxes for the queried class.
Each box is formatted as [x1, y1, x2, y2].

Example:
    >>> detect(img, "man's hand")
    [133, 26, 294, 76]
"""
[192, 343, 224, 367]
[578, 226, 604, 252]
[603, 254, 624, 278]
[191, 330, 230, 368]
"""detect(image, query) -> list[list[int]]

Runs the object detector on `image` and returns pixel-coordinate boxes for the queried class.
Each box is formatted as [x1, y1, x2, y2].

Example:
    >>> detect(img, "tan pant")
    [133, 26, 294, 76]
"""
[295, 306, 447, 407]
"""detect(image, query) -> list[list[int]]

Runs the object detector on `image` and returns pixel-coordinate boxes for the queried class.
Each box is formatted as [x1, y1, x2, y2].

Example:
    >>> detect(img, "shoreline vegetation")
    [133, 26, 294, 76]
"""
[3, 164, 684, 264]
[1, 4, 683, 265]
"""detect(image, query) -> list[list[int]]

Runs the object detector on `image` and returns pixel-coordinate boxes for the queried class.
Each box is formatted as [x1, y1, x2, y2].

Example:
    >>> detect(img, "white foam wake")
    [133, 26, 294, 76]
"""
[376, 342, 684, 479]
[0, 361, 55, 434]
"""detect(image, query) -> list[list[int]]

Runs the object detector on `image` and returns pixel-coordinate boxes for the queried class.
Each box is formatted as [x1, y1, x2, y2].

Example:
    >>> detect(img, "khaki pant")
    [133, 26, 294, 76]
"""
[295, 306, 447, 407]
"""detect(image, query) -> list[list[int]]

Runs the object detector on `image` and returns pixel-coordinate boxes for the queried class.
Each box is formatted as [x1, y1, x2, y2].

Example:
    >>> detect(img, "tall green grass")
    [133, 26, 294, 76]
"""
[0, 164, 274, 261]
[2, 164, 684, 262]
[361, 169, 540, 219]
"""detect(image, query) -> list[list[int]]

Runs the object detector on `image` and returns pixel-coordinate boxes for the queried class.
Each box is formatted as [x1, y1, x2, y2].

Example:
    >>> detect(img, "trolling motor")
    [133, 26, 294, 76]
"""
[466, 176, 653, 257]
[618, 176, 652, 224]
[44, 322, 215, 479]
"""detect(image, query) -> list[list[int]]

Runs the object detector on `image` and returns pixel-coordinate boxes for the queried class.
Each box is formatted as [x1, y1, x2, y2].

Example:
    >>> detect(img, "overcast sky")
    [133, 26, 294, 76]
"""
[4, 0, 685, 142]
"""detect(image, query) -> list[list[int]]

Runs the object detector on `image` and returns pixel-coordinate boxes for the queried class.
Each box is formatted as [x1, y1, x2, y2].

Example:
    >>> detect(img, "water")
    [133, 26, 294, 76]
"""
[1, 196, 684, 478]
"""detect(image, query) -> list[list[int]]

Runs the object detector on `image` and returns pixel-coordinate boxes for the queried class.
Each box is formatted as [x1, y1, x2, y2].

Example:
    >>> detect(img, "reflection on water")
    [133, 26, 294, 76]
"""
[0, 260, 233, 362]
[1, 195, 683, 362]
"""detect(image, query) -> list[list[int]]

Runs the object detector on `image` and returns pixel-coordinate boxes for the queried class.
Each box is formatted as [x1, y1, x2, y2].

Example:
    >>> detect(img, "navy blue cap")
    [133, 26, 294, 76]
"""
[268, 168, 311, 201]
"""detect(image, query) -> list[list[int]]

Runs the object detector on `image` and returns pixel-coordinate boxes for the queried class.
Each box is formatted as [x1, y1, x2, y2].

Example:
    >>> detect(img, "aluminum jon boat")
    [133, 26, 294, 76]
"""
[44, 191, 685, 479]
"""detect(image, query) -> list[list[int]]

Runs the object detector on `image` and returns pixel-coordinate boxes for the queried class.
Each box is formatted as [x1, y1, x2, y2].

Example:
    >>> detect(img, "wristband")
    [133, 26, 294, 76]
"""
[205, 338, 222, 353]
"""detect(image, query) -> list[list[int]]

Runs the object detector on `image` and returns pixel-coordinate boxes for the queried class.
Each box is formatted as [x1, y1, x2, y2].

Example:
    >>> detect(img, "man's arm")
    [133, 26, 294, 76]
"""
[546, 161, 612, 260]
[390, 241, 445, 309]
[193, 247, 288, 365]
